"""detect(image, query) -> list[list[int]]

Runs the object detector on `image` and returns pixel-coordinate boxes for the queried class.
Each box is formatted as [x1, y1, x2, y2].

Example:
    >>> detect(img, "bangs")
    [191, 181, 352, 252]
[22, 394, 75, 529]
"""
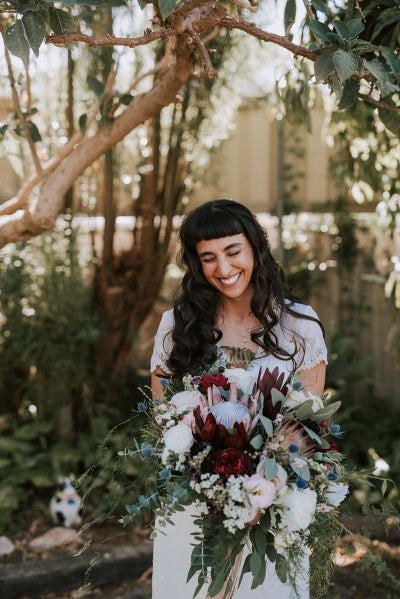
[181, 207, 244, 249]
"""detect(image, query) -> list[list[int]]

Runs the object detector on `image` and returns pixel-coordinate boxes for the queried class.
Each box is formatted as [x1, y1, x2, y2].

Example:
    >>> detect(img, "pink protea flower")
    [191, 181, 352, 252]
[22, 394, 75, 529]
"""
[272, 418, 316, 458]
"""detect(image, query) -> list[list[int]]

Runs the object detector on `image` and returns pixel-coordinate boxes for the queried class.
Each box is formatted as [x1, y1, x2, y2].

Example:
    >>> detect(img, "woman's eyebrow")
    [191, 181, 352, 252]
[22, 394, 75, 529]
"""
[198, 242, 243, 258]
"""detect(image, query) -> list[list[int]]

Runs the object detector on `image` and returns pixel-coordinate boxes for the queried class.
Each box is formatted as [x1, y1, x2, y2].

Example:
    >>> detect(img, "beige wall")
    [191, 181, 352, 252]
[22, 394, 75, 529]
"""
[192, 104, 335, 211]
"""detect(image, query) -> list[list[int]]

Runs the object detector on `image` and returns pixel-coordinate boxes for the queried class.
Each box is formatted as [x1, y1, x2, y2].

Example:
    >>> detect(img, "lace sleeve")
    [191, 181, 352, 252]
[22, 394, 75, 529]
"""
[150, 310, 174, 374]
[283, 303, 328, 371]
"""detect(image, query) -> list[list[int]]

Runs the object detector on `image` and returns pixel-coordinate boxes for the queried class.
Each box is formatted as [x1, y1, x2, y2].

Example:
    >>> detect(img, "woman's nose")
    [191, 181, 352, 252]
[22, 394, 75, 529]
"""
[216, 257, 232, 276]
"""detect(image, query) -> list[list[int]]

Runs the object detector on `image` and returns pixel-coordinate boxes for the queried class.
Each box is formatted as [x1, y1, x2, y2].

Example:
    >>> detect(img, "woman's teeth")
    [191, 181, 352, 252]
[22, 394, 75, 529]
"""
[220, 273, 240, 285]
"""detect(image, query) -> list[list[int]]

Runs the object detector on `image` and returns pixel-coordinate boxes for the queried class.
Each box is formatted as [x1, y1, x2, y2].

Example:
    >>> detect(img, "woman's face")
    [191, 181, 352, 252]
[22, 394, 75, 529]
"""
[196, 233, 254, 302]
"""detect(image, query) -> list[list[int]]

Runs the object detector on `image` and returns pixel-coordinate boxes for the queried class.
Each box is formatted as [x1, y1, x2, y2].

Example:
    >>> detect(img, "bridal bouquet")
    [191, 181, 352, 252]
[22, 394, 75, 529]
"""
[122, 363, 349, 597]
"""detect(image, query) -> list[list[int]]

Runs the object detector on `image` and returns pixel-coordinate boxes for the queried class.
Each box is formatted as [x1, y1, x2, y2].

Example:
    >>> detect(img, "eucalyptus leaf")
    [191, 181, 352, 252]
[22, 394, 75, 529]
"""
[4, 21, 30, 68]
[22, 11, 46, 57]
[312, 400, 341, 422]
[271, 388, 285, 406]
[302, 423, 322, 444]
[259, 414, 273, 437]
[250, 433, 264, 450]
[290, 459, 310, 481]
[333, 49, 358, 82]
[264, 457, 278, 480]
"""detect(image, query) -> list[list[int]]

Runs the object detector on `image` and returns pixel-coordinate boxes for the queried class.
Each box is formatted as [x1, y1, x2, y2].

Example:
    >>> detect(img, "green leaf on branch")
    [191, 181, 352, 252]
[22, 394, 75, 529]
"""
[22, 11, 46, 57]
[284, 0, 296, 32]
[87, 75, 105, 97]
[338, 78, 360, 110]
[332, 49, 358, 82]
[158, 0, 178, 21]
[378, 98, 400, 136]
[314, 54, 335, 81]
[380, 46, 400, 74]
[364, 58, 399, 96]
[79, 114, 87, 134]
[309, 20, 337, 43]
[48, 6, 76, 34]
[119, 93, 134, 106]
[4, 20, 31, 68]
[333, 18, 364, 41]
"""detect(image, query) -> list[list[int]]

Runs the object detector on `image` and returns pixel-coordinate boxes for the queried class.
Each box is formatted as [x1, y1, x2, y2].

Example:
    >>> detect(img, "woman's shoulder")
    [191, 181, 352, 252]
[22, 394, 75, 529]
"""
[285, 300, 319, 320]
[158, 308, 174, 330]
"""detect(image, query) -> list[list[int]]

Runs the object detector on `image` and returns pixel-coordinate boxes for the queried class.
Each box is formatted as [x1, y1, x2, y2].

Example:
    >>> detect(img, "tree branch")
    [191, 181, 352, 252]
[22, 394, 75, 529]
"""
[3, 42, 44, 177]
[358, 92, 400, 113]
[46, 29, 170, 50]
[220, 16, 319, 61]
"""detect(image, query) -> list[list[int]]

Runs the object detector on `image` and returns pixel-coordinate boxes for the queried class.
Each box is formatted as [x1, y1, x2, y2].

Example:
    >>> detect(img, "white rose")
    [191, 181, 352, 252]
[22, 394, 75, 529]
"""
[324, 483, 349, 507]
[163, 423, 194, 459]
[275, 485, 317, 531]
[285, 388, 324, 412]
[170, 390, 201, 414]
[274, 529, 299, 552]
[226, 368, 258, 396]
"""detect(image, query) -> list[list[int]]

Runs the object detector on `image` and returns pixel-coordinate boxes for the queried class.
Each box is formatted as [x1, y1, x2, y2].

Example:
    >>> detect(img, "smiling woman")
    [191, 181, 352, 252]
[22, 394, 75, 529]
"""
[150, 199, 327, 598]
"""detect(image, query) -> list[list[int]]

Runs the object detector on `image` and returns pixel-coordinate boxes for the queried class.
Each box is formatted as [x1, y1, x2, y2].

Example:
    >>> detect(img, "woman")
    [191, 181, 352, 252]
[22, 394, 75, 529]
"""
[150, 199, 327, 599]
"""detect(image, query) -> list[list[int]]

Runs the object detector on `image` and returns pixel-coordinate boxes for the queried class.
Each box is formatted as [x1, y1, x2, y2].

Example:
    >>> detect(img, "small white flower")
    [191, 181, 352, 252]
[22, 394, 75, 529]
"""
[275, 485, 317, 531]
[285, 388, 324, 412]
[324, 483, 349, 507]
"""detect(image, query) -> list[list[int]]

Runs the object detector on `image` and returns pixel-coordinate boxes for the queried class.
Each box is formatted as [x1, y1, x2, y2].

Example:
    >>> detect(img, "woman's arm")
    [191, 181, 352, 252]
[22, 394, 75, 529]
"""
[299, 361, 326, 396]
[151, 366, 170, 401]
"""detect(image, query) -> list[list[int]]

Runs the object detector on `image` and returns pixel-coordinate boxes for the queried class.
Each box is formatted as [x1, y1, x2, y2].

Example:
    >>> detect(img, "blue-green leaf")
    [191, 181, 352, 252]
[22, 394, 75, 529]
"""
[333, 18, 364, 41]
[264, 457, 278, 480]
[250, 433, 264, 450]
[259, 415, 273, 437]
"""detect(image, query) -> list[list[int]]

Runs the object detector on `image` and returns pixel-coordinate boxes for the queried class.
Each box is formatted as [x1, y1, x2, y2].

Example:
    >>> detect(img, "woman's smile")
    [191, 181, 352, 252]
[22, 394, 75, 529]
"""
[196, 234, 254, 301]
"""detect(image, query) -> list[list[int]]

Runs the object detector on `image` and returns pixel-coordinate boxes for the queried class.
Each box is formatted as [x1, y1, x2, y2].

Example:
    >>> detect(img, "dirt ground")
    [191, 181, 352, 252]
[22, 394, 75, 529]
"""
[1, 510, 400, 599]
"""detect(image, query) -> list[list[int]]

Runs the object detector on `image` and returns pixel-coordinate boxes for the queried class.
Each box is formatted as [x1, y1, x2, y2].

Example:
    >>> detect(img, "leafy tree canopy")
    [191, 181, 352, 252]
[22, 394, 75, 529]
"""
[0, 0, 399, 247]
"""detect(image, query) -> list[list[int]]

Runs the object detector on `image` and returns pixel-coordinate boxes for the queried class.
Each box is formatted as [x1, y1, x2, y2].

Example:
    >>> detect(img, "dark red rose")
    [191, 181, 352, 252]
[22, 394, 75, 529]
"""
[199, 374, 229, 394]
[329, 442, 339, 453]
[214, 447, 252, 479]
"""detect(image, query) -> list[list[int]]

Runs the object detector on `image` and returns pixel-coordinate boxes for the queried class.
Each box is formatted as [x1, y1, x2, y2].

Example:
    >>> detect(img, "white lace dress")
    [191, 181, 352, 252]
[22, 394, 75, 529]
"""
[150, 303, 327, 599]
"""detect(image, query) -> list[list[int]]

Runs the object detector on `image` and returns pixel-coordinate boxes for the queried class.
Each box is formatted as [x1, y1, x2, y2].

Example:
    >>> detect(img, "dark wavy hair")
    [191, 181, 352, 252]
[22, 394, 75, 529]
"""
[166, 199, 321, 377]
